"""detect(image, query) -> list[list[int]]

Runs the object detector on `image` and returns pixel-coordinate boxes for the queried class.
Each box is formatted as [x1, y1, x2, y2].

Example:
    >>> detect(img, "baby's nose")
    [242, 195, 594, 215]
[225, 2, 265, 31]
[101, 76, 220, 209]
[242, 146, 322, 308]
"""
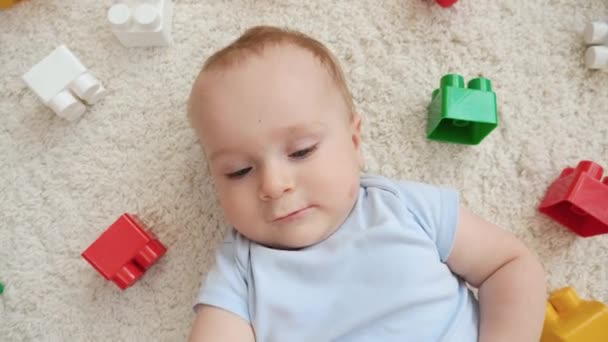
[258, 166, 294, 201]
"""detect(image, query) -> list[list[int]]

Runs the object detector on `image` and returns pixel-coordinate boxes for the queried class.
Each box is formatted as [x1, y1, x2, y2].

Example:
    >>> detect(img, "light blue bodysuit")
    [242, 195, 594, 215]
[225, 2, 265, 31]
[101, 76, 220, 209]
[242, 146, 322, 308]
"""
[195, 174, 479, 341]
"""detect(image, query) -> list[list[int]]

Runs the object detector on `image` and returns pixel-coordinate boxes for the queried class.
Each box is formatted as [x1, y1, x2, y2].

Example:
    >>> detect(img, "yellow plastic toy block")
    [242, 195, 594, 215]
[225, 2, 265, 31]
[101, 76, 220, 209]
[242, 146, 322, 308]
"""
[0, 0, 20, 9]
[541, 286, 608, 342]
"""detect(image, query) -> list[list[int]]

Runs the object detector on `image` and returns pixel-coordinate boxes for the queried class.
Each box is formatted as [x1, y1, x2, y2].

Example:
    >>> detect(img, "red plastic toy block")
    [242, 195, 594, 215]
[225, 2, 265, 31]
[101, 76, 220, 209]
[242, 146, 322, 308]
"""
[82, 213, 167, 289]
[539, 161, 608, 237]
[436, 0, 458, 7]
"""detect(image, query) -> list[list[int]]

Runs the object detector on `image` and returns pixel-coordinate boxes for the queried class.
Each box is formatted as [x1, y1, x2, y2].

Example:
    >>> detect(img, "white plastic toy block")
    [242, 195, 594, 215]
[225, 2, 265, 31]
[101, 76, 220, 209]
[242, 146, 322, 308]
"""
[22, 45, 106, 121]
[584, 20, 608, 70]
[108, 0, 174, 47]
[585, 46, 608, 70]
[584, 21, 608, 46]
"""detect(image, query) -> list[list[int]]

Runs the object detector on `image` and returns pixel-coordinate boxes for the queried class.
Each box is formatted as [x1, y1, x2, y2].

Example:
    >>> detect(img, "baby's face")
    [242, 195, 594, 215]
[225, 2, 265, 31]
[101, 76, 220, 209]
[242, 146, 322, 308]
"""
[191, 45, 363, 249]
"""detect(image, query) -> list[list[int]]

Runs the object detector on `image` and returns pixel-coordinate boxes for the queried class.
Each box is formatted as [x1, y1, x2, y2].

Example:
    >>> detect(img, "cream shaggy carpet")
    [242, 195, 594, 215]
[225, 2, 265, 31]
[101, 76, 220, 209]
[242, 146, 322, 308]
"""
[1, 0, 607, 340]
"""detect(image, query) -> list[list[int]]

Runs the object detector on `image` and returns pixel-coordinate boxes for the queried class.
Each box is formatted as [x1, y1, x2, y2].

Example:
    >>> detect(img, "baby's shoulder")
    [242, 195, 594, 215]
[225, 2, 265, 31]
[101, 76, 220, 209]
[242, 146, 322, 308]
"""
[361, 173, 451, 205]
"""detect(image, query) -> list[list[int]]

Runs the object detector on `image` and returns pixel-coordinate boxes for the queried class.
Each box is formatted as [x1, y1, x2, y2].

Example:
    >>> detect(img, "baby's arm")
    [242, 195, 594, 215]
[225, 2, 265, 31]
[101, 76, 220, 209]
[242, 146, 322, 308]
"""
[447, 206, 546, 342]
[189, 305, 255, 342]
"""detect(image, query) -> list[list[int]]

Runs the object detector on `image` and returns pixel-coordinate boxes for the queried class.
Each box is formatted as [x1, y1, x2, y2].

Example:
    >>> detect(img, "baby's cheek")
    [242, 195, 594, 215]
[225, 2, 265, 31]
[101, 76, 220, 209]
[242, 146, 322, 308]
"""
[218, 192, 240, 219]
[347, 179, 358, 200]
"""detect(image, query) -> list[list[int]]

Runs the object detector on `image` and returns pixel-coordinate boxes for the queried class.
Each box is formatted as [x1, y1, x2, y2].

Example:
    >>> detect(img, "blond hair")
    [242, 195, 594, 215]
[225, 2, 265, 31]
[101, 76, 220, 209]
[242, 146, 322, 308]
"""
[188, 25, 355, 122]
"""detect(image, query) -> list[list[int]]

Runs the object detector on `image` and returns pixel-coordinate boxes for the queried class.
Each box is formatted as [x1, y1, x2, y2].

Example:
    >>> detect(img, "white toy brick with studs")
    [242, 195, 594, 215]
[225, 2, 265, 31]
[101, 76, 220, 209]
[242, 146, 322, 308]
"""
[584, 21, 608, 70]
[108, 0, 174, 47]
[22, 45, 106, 121]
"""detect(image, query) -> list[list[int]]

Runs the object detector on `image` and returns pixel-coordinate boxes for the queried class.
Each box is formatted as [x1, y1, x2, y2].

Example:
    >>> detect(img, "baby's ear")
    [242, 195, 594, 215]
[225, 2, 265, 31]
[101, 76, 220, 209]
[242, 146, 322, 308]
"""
[350, 113, 365, 169]
[352, 113, 362, 133]
[350, 113, 362, 146]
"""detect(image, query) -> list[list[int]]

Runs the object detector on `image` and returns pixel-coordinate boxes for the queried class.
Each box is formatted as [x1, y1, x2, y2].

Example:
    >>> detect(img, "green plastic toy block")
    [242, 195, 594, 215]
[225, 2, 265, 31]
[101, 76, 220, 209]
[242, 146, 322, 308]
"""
[0, 282, 4, 294]
[427, 74, 498, 145]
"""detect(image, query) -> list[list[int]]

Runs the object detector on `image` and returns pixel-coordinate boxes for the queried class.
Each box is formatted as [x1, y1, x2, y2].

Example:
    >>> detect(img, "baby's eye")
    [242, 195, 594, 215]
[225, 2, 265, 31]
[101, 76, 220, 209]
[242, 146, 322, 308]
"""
[226, 167, 252, 179]
[289, 144, 318, 159]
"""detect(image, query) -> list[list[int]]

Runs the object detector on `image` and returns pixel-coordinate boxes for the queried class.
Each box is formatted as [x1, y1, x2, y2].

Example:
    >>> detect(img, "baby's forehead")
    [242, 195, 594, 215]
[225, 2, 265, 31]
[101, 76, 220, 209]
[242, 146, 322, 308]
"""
[189, 42, 350, 137]
[193, 44, 338, 108]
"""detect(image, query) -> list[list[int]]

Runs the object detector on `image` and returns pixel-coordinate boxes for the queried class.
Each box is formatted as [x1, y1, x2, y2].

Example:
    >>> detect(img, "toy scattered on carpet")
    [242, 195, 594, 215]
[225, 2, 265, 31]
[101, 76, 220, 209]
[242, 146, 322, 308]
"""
[0, 282, 4, 294]
[20, 1, 174, 121]
[539, 160, 608, 237]
[0, 0, 21, 9]
[584, 20, 608, 70]
[436, 0, 458, 8]
[108, 0, 174, 47]
[427, 74, 498, 145]
[22, 45, 107, 121]
[541, 286, 608, 342]
[82, 213, 167, 290]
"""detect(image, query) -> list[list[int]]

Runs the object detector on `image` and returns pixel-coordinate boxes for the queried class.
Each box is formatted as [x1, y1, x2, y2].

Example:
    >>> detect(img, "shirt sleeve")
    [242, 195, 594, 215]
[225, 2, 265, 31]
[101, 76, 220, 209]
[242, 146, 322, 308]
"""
[194, 229, 250, 323]
[396, 180, 460, 263]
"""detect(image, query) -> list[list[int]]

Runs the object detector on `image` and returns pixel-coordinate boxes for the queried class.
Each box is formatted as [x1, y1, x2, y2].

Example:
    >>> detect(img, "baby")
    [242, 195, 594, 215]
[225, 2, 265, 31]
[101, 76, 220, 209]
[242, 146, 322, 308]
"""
[187, 26, 547, 341]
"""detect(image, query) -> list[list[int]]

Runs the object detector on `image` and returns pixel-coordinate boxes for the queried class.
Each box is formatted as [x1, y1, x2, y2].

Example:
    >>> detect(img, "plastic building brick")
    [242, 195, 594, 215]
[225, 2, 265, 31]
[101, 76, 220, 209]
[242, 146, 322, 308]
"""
[107, 0, 174, 47]
[584, 21, 608, 70]
[585, 46, 608, 70]
[0, 282, 4, 294]
[436, 0, 458, 8]
[585, 21, 608, 45]
[22, 45, 107, 121]
[541, 286, 608, 342]
[427, 74, 498, 145]
[82, 213, 167, 290]
[539, 160, 608, 237]
[0, 0, 20, 9]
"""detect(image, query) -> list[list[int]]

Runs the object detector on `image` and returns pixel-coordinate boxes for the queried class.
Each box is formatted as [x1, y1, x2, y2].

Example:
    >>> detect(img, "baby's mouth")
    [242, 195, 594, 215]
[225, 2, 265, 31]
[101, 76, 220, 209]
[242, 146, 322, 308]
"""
[272, 206, 314, 222]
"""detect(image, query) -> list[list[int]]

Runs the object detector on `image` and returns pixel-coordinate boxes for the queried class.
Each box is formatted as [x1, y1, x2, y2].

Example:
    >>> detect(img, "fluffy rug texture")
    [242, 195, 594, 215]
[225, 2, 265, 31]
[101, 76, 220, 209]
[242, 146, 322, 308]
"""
[1, 0, 607, 340]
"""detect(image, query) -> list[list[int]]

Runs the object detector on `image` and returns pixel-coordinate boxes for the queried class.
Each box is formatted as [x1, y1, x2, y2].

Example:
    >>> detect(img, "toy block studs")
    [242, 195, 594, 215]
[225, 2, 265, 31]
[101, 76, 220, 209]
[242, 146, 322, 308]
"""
[541, 287, 608, 342]
[82, 213, 167, 290]
[22, 45, 107, 121]
[539, 160, 608, 237]
[435, 0, 458, 8]
[585, 46, 608, 70]
[584, 22, 608, 45]
[108, 0, 174, 47]
[427, 74, 498, 145]
[584, 21, 608, 70]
